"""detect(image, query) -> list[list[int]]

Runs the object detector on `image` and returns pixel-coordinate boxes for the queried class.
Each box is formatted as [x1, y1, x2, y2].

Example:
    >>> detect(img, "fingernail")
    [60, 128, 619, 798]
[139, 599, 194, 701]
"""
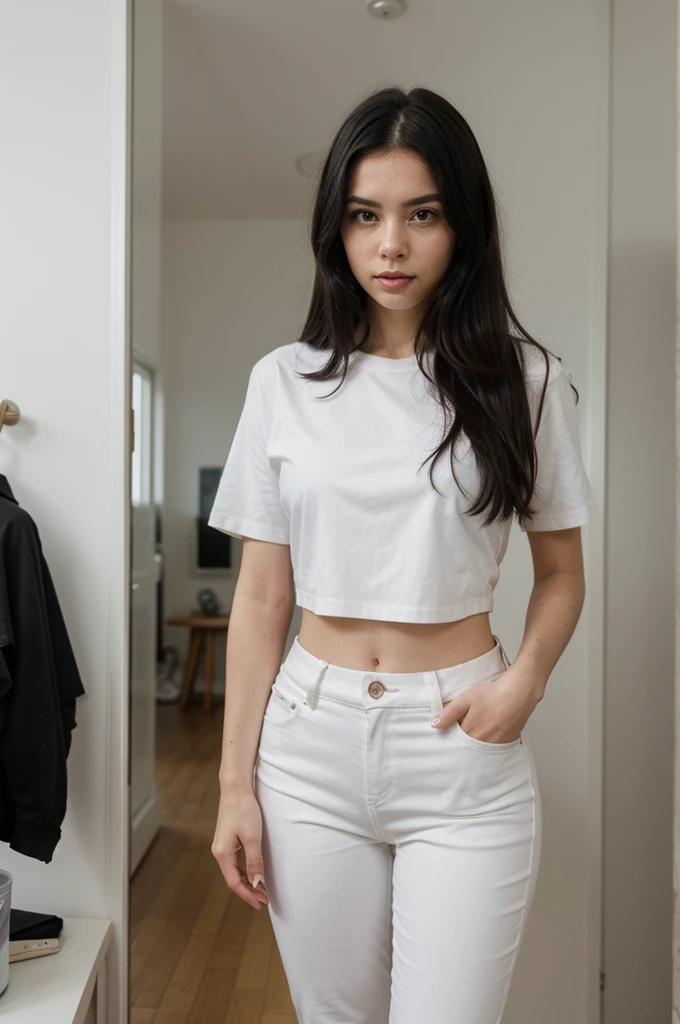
[252, 874, 266, 891]
[430, 716, 441, 727]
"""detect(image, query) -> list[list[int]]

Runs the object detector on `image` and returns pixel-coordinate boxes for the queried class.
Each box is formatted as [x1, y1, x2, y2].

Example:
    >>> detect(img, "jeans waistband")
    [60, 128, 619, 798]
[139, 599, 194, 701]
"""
[277, 634, 512, 716]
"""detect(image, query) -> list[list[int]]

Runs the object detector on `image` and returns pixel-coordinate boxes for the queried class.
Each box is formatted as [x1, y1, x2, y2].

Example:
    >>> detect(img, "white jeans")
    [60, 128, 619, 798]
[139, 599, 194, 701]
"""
[254, 634, 542, 1024]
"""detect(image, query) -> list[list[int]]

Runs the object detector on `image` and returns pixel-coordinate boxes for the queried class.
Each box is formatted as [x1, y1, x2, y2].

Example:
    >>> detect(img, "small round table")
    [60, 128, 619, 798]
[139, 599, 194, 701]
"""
[166, 614, 230, 712]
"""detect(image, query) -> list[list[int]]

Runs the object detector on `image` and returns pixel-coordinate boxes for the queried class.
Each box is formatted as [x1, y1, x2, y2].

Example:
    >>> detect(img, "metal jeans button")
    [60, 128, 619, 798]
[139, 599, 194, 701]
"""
[368, 680, 385, 699]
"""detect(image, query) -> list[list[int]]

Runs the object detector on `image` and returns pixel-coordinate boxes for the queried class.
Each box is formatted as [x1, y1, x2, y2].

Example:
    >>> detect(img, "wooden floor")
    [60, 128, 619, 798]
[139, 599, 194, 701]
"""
[130, 701, 296, 1024]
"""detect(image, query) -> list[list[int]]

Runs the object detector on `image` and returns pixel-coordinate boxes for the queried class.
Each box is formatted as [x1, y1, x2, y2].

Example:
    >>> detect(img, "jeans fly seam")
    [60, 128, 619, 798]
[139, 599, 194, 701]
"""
[363, 709, 389, 844]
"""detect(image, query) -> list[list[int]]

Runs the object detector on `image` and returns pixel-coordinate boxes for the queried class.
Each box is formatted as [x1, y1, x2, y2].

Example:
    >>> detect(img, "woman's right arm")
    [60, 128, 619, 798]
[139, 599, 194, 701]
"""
[211, 535, 295, 908]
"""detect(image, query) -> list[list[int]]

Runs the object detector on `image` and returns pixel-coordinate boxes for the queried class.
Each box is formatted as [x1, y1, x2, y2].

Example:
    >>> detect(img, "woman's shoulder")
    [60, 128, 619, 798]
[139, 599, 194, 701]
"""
[247, 341, 300, 387]
[248, 342, 329, 407]
[252, 340, 322, 377]
[514, 338, 564, 388]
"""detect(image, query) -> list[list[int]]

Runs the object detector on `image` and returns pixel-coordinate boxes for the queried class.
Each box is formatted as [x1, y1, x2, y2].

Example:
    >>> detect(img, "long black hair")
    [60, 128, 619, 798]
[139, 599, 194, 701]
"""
[296, 84, 578, 530]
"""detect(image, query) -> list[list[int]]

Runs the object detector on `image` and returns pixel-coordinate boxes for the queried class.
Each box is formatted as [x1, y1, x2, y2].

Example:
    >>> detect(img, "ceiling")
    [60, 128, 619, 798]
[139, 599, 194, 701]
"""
[160, 0, 527, 221]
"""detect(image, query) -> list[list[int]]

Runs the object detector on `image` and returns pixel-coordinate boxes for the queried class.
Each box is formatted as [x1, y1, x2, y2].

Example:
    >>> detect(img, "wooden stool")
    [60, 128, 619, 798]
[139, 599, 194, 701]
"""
[166, 614, 230, 712]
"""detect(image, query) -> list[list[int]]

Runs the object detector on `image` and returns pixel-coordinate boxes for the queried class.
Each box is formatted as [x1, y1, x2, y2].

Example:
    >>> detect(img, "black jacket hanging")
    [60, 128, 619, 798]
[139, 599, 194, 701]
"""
[0, 474, 85, 863]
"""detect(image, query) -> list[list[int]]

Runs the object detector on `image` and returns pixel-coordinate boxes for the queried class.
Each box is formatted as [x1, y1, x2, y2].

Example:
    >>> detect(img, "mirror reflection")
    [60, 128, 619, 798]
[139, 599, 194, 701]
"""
[129, 2, 600, 1022]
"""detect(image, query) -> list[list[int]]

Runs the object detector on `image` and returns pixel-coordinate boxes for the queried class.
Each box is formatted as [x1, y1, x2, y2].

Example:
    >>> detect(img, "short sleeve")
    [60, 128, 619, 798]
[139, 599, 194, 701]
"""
[207, 359, 290, 544]
[520, 366, 599, 532]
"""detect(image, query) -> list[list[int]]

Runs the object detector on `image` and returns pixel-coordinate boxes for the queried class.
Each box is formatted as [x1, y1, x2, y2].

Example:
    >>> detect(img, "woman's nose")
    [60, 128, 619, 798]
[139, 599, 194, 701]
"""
[378, 226, 407, 259]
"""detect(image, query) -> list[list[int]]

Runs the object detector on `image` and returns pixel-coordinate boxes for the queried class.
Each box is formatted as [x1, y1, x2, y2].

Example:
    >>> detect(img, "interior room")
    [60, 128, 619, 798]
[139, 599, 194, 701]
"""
[1, 1, 678, 1023]
[124, 1, 675, 1020]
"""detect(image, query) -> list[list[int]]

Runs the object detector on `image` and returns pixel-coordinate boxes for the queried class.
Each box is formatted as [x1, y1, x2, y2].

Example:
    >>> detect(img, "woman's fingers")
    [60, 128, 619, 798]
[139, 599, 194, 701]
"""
[430, 697, 465, 730]
[242, 837, 268, 899]
[212, 838, 269, 910]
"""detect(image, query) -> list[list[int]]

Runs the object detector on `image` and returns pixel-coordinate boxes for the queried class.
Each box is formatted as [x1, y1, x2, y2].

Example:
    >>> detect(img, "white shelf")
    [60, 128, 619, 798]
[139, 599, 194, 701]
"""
[1, 918, 112, 1023]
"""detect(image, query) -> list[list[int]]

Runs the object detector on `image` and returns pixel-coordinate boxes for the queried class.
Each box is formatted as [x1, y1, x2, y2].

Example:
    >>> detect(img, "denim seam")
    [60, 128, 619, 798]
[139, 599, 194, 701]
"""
[311, 693, 435, 711]
[454, 724, 522, 753]
[363, 709, 390, 844]
[493, 740, 538, 1022]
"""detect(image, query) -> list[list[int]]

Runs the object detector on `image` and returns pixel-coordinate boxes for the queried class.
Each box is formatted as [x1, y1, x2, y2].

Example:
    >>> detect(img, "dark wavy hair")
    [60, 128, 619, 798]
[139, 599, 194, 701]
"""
[295, 84, 579, 530]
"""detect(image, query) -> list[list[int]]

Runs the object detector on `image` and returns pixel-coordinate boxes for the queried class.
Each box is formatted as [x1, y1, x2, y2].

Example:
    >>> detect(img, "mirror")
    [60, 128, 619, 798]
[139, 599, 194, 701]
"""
[127, 2, 607, 1021]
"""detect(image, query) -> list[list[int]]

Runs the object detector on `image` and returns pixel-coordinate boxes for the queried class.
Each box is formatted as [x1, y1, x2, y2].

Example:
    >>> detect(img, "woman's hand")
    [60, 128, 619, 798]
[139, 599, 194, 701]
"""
[430, 669, 542, 743]
[211, 786, 270, 911]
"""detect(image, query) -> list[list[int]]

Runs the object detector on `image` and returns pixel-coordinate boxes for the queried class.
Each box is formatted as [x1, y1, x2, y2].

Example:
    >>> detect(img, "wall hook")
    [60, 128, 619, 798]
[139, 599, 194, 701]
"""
[0, 400, 20, 433]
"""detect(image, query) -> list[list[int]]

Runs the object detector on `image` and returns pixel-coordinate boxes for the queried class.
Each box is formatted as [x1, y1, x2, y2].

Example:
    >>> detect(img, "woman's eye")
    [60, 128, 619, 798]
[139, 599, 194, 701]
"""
[351, 208, 438, 224]
[413, 208, 438, 223]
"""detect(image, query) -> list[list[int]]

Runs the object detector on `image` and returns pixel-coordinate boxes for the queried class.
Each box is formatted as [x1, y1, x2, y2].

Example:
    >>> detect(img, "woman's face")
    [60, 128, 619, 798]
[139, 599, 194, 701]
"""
[340, 148, 457, 314]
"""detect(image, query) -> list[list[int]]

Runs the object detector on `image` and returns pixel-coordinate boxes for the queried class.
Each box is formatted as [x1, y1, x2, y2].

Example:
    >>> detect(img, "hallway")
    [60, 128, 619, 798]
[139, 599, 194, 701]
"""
[130, 704, 296, 1023]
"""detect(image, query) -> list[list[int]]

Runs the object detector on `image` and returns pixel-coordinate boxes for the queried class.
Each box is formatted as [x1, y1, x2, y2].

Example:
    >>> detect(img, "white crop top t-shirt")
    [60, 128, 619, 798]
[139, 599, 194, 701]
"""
[208, 339, 598, 624]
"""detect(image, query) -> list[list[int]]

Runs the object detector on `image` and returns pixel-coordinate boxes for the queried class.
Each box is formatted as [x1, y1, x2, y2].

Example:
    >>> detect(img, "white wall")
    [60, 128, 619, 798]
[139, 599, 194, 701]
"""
[606, 0, 677, 1020]
[0, 1, 129, 1022]
[160, 220, 313, 687]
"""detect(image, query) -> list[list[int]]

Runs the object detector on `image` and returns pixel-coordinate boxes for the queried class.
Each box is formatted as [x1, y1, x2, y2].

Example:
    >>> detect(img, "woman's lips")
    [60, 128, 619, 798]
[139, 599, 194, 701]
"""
[375, 275, 414, 290]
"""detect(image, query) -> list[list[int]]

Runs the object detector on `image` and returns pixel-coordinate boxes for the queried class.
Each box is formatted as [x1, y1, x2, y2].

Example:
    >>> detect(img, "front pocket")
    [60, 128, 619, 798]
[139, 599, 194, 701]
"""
[263, 680, 304, 728]
[454, 720, 522, 752]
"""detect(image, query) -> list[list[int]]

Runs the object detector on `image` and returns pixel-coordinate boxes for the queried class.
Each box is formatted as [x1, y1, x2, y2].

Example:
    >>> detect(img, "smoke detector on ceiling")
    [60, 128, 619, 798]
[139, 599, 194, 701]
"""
[365, 0, 408, 19]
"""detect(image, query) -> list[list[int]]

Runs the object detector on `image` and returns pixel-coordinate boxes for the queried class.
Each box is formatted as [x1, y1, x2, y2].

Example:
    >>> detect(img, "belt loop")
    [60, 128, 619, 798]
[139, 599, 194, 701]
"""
[305, 660, 329, 710]
[423, 670, 444, 717]
[493, 634, 511, 671]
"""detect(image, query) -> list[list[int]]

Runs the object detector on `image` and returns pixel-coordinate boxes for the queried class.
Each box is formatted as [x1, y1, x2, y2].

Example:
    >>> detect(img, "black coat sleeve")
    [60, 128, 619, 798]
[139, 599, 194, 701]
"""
[38, 545, 86, 758]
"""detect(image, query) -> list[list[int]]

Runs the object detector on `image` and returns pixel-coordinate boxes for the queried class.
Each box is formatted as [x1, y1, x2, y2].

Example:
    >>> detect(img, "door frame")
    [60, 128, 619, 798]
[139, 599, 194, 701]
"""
[110, 0, 132, 1020]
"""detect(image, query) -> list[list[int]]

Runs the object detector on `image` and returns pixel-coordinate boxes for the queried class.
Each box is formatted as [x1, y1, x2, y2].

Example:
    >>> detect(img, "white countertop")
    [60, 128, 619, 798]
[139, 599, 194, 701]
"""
[1, 918, 112, 1023]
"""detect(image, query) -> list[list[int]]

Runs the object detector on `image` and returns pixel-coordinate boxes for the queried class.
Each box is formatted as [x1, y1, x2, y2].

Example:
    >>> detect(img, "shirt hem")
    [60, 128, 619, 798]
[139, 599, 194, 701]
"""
[521, 496, 599, 532]
[294, 589, 494, 624]
[207, 514, 290, 545]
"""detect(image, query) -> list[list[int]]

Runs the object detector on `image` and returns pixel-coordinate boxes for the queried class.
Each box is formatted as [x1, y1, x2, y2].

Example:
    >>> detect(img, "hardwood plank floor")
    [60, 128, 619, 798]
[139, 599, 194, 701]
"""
[130, 703, 297, 1023]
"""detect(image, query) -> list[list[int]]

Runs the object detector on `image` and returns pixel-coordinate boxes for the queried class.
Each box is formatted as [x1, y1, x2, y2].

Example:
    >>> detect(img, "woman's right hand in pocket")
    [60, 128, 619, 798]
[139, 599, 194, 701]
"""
[211, 786, 269, 910]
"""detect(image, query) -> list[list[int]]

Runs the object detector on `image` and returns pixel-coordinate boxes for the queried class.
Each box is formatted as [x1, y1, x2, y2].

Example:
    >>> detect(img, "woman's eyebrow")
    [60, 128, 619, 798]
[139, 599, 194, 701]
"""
[345, 193, 443, 209]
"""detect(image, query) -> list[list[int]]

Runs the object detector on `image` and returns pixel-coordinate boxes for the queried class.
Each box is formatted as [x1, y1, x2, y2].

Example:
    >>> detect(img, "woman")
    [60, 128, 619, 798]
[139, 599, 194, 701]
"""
[208, 85, 598, 1024]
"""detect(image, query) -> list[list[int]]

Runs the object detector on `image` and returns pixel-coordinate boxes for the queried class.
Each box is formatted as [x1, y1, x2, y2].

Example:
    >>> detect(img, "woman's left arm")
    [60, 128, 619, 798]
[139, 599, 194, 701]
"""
[431, 526, 586, 737]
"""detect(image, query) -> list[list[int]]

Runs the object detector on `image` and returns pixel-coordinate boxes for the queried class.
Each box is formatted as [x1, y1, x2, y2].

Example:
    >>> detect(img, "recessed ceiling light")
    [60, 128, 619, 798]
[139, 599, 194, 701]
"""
[365, 0, 408, 19]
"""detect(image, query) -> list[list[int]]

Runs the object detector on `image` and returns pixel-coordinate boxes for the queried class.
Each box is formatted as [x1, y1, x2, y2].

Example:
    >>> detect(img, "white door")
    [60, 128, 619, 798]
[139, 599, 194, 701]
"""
[130, 363, 161, 874]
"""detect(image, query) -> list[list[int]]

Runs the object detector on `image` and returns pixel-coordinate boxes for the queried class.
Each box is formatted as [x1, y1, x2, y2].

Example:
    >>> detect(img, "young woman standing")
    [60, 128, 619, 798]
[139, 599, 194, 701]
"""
[208, 85, 598, 1024]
